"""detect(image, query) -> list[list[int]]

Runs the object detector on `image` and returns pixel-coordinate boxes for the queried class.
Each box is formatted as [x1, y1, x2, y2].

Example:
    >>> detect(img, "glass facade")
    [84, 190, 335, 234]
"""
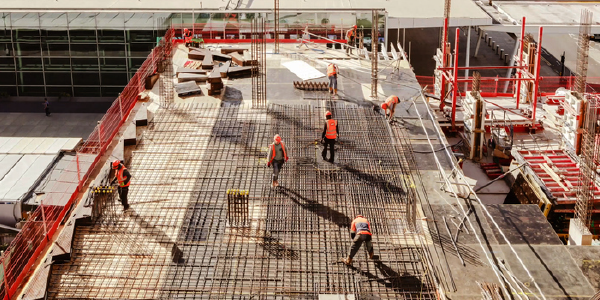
[0, 11, 384, 98]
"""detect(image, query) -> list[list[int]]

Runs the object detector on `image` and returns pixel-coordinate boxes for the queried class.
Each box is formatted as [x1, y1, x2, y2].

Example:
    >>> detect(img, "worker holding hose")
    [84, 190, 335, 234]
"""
[343, 214, 374, 265]
[380, 95, 399, 121]
[321, 111, 339, 163]
[266, 134, 289, 188]
[111, 160, 131, 211]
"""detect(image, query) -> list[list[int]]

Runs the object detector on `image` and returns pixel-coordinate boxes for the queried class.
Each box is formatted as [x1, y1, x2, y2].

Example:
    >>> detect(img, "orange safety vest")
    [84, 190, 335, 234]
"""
[386, 95, 399, 105]
[346, 28, 355, 39]
[325, 119, 337, 139]
[116, 167, 130, 187]
[268, 141, 288, 164]
[327, 64, 337, 76]
[351, 216, 372, 235]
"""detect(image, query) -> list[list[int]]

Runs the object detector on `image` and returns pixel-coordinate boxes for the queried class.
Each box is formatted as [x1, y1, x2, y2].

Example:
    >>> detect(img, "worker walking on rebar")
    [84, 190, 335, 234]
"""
[381, 95, 399, 121]
[345, 25, 357, 55]
[327, 63, 339, 96]
[321, 111, 339, 163]
[111, 160, 131, 211]
[267, 134, 289, 188]
[343, 215, 374, 265]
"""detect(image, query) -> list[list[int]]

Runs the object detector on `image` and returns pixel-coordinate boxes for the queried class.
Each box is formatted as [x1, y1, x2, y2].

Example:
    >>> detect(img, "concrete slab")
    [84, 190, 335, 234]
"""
[567, 246, 600, 291]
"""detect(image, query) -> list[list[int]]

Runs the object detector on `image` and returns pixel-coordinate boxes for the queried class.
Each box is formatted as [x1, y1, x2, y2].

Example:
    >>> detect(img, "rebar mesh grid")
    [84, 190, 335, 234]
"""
[47, 102, 437, 299]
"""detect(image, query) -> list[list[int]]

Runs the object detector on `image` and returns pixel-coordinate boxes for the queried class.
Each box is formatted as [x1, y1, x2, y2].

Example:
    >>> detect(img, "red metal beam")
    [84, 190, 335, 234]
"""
[532, 26, 543, 124]
[452, 28, 459, 130]
[438, 65, 528, 71]
[516, 17, 526, 109]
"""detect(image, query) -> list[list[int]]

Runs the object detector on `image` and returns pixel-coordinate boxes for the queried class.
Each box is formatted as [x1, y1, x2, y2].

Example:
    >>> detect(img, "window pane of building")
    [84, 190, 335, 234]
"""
[100, 58, 126, 71]
[16, 57, 43, 71]
[18, 86, 45, 97]
[46, 43, 70, 56]
[73, 72, 100, 85]
[72, 58, 99, 71]
[128, 43, 153, 57]
[128, 58, 145, 72]
[43, 30, 69, 42]
[70, 43, 97, 57]
[74, 86, 100, 97]
[45, 72, 71, 85]
[15, 43, 41, 56]
[47, 86, 72, 97]
[101, 72, 127, 85]
[69, 30, 97, 43]
[0, 57, 14, 71]
[15, 29, 41, 42]
[0, 86, 17, 97]
[44, 58, 70, 71]
[98, 44, 125, 57]
[99, 30, 125, 43]
[101, 86, 123, 97]
[17, 72, 44, 85]
[127, 30, 155, 43]
[0, 72, 16, 85]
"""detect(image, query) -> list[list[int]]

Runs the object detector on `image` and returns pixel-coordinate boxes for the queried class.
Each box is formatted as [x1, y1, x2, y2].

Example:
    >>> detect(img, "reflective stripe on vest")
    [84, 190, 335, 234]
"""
[268, 142, 287, 164]
[327, 64, 337, 76]
[117, 167, 130, 187]
[325, 119, 337, 139]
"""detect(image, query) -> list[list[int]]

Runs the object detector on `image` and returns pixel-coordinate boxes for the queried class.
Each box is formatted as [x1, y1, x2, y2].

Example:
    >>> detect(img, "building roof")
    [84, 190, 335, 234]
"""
[0, 0, 492, 28]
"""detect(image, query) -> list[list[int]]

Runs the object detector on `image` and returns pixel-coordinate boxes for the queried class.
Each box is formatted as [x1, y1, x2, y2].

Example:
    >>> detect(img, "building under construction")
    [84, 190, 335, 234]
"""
[2, 1, 600, 300]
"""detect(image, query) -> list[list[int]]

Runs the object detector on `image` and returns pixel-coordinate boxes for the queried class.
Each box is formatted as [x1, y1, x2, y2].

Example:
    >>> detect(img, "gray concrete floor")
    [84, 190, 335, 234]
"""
[0, 113, 104, 138]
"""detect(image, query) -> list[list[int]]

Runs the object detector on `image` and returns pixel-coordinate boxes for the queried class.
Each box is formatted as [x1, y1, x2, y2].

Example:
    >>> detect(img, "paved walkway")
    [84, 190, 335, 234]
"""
[0, 113, 104, 138]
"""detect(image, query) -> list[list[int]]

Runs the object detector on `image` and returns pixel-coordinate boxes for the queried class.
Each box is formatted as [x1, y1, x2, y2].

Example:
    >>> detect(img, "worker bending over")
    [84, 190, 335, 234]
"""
[381, 95, 399, 120]
[111, 160, 131, 211]
[183, 28, 193, 47]
[327, 63, 339, 96]
[267, 134, 289, 188]
[321, 111, 339, 163]
[343, 215, 374, 265]
[345, 25, 357, 55]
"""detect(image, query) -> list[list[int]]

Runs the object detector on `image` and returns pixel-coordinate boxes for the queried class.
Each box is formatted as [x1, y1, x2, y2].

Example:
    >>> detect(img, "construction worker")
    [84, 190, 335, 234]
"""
[298, 25, 311, 49]
[327, 63, 339, 96]
[183, 28, 193, 47]
[343, 215, 374, 265]
[321, 111, 339, 163]
[345, 25, 357, 55]
[380, 95, 399, 120]
[111, 160, 131, 211]
[43, 98, 50, 117]
[266, 134, 289, 188]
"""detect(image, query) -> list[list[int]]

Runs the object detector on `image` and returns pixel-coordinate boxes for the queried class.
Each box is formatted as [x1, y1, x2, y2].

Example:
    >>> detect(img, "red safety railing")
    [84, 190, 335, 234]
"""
[0, 28, 174, 300]
[415, 75, 600, 98]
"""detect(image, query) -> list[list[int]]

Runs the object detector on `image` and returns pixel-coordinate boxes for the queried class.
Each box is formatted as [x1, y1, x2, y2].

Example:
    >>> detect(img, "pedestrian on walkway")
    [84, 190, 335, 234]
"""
[111, 160, 131, 211]
[321, 111, 339, 163]
[327, 63, 339, 96]
[343, 214, 374, 265]
[267, 134, 289, 188]
[43, 98, 51, 116]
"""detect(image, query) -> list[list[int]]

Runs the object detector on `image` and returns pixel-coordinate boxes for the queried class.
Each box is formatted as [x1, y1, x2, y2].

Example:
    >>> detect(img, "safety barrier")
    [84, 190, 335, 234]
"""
[416, 75, 600, 98]
[0, 28, 174, 300]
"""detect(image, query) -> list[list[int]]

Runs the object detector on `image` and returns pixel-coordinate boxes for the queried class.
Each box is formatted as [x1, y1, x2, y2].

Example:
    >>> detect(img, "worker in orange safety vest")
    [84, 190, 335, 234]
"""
[380, 95, 400, 121]
[343, 215, 375, 265]
[183, 28, 193, 47]
[327, 63, 339, 96]
[111, 160, 131, 211]
[321, 111, 339, 163]
[345, 25, 357, 55]
[266, 134, 289, 188]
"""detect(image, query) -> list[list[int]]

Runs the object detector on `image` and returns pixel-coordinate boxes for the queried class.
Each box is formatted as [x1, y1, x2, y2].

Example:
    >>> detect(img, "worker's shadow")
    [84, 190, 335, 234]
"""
[128, 209, 185, 264]
[277, 186, 351, 228]
[340, 164, 406, 196]
[345, 259, 424, 293]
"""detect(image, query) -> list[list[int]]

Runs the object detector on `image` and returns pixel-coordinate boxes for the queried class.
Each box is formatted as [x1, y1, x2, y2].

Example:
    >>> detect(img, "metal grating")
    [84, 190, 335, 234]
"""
[251, 17, 267, 109]
[46, 103, 438, 299]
